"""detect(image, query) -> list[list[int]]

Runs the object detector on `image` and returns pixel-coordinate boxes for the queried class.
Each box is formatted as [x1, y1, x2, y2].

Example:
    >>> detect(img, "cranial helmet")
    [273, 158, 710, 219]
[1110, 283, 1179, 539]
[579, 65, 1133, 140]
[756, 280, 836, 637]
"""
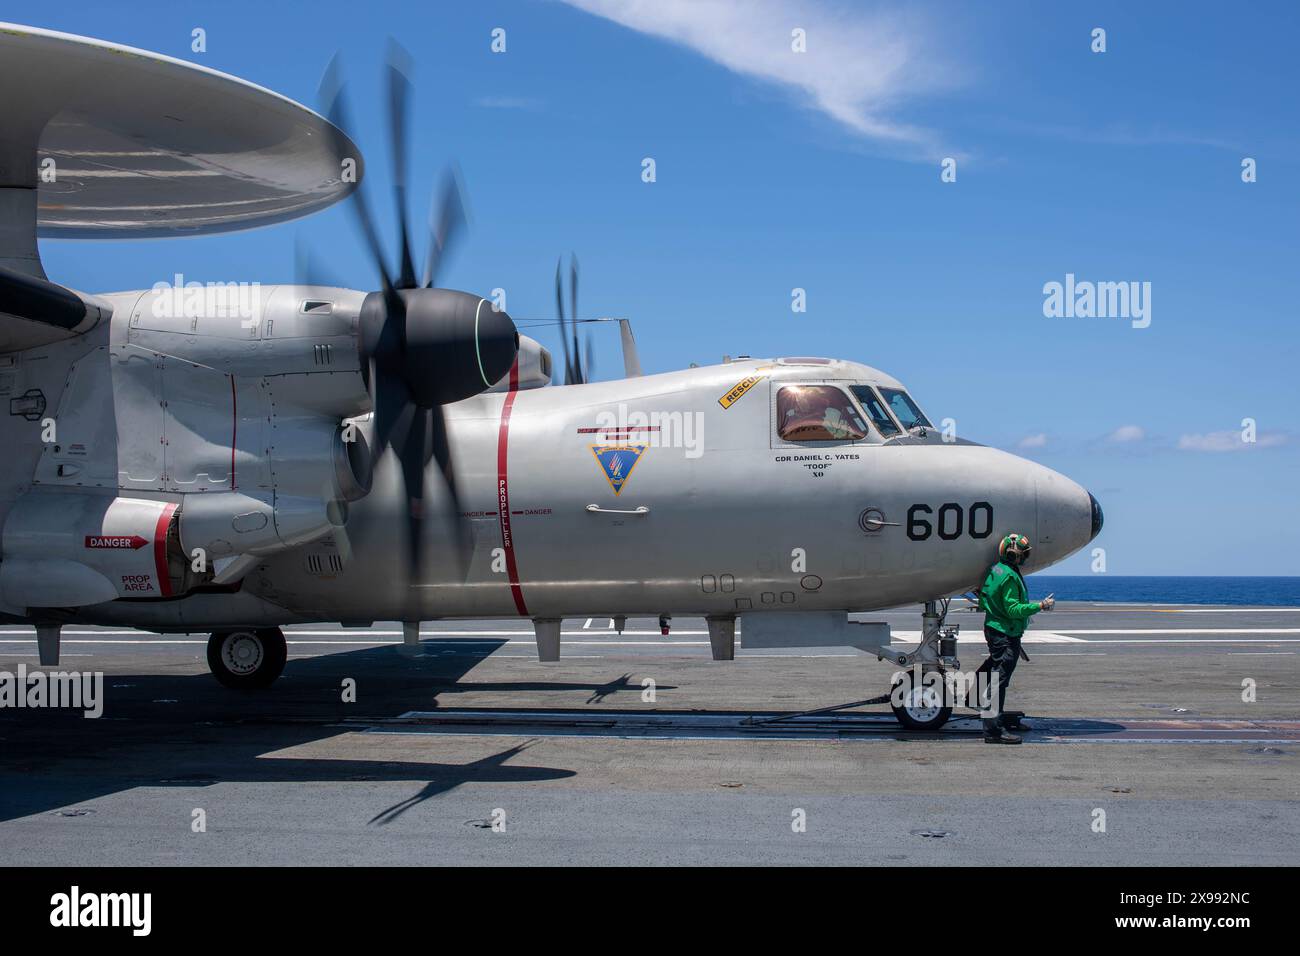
[999, 533, 1032, 566]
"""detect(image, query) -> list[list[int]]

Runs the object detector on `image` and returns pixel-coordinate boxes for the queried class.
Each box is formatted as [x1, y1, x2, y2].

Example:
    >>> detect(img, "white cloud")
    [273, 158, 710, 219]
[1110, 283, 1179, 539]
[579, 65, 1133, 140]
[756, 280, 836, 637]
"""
[1017, 433, 1048, 449]
[1177, 430, 1288, 452]
[1107, 425, 1145, 444]
[558, 0, 960, 152]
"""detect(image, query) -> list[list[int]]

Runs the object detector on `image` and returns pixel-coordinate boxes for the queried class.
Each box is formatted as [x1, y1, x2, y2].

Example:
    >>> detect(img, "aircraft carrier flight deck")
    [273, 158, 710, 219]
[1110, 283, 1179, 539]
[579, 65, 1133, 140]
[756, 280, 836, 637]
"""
[2, 602, 1297, 866]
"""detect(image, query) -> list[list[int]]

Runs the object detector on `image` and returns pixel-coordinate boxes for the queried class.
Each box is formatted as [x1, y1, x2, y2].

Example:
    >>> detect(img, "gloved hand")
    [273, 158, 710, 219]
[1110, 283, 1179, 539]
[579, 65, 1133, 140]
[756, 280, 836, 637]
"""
[1039, 594, 1056, 611]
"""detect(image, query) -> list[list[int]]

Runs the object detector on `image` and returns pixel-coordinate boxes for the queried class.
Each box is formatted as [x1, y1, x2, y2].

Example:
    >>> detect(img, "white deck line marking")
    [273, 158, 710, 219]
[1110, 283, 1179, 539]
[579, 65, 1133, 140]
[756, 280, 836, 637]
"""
[1052, 628, 1300, 635]
[1158, 608, 1300, 613]
[1090, 639, 1300, 644]
[891, 630, 1084, 643]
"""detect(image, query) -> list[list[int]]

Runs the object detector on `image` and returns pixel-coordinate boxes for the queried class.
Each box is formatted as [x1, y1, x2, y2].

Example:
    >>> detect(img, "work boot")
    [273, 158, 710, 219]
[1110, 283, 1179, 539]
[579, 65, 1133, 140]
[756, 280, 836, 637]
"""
[982, 718, 1021, 744]
[1002, 715, 1032, 733]
[982, 723, 1013, 743]
[984, 730, 1022, 745]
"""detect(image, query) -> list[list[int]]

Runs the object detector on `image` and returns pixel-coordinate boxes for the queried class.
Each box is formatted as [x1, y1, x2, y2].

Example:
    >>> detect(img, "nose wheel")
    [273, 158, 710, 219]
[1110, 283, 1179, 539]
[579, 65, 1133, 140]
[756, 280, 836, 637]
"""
[207, 627, 287, 689]
[890, 669, 952, 731]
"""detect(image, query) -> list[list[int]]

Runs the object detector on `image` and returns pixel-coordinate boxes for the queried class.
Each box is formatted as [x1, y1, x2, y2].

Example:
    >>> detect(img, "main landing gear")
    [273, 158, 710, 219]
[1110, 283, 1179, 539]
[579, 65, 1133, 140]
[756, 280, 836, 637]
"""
[207, 627, 287, 689]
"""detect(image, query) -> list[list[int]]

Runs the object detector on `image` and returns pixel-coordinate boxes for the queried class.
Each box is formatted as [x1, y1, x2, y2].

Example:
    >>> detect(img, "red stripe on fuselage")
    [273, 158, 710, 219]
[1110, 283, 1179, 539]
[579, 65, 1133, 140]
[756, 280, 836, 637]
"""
[496, 361, 529, 616]
[153, 502, 178, 597]
[229, 375, 237, 490]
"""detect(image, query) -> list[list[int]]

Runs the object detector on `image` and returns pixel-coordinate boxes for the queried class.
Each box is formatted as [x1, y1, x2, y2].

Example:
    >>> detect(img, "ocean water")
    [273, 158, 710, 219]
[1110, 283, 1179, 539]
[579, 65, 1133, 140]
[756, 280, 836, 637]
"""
[1023, 576, 1300, 607]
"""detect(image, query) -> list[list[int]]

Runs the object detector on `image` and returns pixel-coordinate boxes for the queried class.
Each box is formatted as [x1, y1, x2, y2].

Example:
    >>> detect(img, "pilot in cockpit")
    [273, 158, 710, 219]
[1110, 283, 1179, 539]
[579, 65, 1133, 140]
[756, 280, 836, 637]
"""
[779, 386, 865, 441]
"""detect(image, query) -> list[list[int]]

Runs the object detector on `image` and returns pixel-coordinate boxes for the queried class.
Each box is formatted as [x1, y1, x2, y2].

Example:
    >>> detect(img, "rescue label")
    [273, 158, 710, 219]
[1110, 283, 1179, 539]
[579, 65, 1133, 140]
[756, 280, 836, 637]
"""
[718, 376, 764, 409]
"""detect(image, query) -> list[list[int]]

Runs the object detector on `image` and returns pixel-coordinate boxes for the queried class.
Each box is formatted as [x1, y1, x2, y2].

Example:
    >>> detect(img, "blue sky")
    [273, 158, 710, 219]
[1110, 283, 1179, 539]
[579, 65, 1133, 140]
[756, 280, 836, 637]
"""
[22, 0, 1300, 575]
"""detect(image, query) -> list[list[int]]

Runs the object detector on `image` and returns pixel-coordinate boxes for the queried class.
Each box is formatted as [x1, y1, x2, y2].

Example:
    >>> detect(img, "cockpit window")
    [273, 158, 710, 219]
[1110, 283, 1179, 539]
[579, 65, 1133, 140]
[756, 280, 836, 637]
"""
[849, 386, 901, 437]
[777, 385, 868, 442]
[879, 388, 932, 430]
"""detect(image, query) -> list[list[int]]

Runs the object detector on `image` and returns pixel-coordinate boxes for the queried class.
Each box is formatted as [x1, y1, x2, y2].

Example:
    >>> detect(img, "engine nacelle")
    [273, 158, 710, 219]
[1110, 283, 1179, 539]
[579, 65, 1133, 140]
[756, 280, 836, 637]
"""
[0, 492, 189, 607]
[4, 281, 507, 612]
[178, 423, 373, 563]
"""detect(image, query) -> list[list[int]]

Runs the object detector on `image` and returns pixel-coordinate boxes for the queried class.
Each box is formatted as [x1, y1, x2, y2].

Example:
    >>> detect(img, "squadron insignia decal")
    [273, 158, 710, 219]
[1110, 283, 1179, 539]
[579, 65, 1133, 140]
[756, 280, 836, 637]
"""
[590, 444, 647, 495]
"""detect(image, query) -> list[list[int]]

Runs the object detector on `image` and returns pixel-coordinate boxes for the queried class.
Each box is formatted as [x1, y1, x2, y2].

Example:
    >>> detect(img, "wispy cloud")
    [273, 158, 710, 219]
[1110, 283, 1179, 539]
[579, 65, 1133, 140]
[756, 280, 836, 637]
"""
[1017, 432, 1048, 449]
[558, 0, 960, 153]
[1178, 430, 1288, 452]
[1107, 425, 1146, 444]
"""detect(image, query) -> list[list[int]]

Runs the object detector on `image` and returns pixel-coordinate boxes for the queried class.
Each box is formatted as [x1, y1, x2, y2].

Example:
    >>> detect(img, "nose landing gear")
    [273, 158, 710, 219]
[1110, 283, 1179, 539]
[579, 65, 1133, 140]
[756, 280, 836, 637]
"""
[877, 599, 962, 732]
[748, 599, 971, 732]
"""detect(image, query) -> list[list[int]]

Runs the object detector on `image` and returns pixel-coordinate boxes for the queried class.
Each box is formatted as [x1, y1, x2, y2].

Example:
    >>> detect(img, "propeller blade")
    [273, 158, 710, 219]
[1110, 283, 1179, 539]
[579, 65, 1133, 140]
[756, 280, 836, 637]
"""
[555, 257, 575, 384]
[370, 366, 410, 459]
[569, 254, 583, 384]
[395, 405, 430, 582]
[385, 40, 418, 290]
[428, 405, 473, 577]
[319, 54, 397, 308]
[422, 168, 468, 289]
[294, 234, 344, 290]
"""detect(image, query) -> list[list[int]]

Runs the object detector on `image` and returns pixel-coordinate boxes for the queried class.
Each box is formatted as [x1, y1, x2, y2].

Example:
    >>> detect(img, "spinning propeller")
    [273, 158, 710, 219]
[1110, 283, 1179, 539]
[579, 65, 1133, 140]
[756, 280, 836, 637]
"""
[308, 41, 519, 582]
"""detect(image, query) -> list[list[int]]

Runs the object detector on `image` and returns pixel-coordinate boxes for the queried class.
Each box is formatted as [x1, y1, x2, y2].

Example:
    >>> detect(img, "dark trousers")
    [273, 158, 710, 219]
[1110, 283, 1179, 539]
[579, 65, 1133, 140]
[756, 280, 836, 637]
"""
[975, 625, 1020, 735]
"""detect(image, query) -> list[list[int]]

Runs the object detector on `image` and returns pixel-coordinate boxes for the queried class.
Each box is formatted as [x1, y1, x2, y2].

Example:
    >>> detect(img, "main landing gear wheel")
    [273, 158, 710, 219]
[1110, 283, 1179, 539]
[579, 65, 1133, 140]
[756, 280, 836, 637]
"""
[890, 670, 952, 732]
[207, 628, 287, 689]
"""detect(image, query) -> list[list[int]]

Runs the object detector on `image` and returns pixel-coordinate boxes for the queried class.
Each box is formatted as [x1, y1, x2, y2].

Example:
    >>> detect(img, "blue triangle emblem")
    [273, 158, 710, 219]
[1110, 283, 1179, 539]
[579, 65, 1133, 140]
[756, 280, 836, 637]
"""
[590, 444, 646, 496]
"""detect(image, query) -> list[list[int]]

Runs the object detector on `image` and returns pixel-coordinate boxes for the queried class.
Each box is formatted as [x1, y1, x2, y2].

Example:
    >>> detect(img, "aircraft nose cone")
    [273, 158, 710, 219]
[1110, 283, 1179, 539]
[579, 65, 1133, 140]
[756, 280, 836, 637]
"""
[1089, 492, 1104, 541]
[1031, 465, 1096, 568]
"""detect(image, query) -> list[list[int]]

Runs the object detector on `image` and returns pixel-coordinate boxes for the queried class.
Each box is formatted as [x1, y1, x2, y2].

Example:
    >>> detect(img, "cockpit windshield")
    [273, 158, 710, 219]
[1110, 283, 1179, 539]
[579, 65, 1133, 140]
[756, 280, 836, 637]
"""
[878, 387, 932, 430]
[777, 385, 868, 441]
[848, 386, 900, 437]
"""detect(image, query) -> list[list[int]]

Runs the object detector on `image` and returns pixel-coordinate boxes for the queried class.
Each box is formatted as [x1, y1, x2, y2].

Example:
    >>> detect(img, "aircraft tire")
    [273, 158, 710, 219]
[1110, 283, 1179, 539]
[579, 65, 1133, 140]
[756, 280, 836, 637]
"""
[207, 627, 287, 689]
[890, 670, 951, 732]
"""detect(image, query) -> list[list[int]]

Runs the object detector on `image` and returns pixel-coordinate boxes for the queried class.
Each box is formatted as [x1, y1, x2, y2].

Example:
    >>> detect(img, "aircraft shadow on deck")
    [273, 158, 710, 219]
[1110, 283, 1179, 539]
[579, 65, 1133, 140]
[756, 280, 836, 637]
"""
[0, 640, 616, 824]
[0, 639, 1131, 825]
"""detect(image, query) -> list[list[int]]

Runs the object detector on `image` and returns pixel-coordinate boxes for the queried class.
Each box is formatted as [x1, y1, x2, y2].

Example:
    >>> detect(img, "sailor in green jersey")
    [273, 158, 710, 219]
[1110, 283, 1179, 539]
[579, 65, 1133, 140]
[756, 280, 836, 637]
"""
[975, 533, 1055, 744]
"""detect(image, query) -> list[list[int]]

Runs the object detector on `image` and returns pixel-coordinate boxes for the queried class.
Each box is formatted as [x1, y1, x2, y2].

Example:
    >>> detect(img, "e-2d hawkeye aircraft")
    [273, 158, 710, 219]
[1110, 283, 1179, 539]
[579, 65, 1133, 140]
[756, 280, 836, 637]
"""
[0, 25, 1102, 730]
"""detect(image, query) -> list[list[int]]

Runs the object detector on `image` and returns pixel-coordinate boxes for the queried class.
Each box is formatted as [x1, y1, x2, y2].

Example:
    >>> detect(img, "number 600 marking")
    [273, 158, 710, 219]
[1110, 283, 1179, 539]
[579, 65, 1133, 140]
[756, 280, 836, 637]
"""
[906, 502, 993, 541]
